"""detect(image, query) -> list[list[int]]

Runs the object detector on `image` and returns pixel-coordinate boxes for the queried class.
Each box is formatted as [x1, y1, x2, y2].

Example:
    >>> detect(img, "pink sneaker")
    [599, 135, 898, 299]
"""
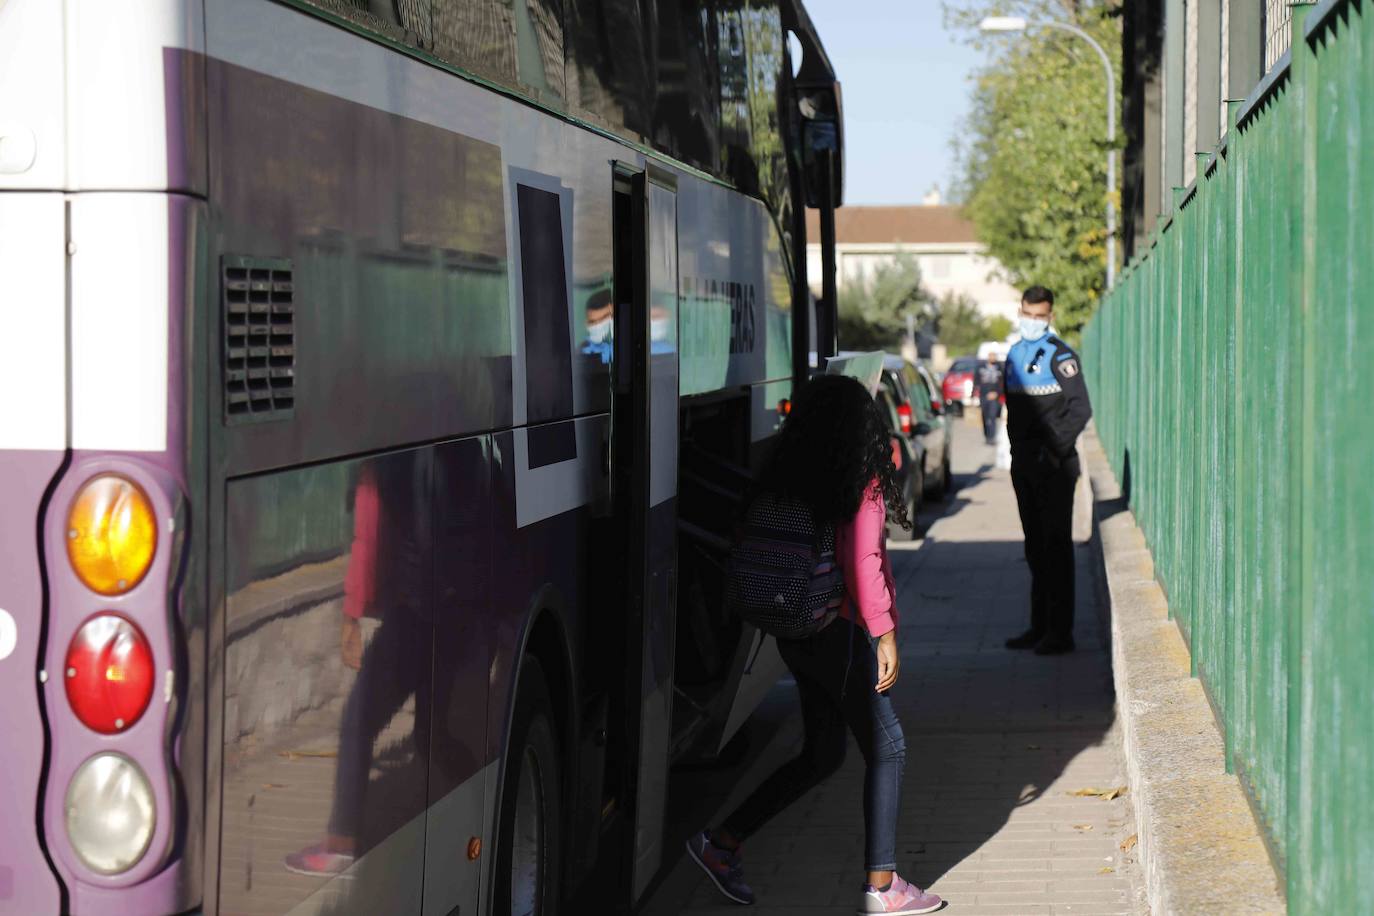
[858, 874, 942, 914]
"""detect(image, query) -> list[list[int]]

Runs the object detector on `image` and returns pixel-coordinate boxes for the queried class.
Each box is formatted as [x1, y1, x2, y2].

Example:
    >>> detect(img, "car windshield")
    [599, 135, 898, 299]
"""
[949, 358, 982, 375]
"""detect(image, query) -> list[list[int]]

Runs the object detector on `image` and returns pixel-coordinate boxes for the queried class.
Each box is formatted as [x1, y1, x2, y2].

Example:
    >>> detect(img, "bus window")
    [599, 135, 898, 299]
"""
[567, 0, 653, 140]
[431, 0, 519, 90]
[513, 0, 566, 103]
[649, 3, 720, 175]
[298, 0, 433, 51]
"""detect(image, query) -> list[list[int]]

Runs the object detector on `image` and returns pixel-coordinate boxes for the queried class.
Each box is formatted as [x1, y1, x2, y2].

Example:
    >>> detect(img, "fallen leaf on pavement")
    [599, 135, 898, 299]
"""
[1120, 833, 1139, 852]
[1099, 866, 1115, 874]
[1025, 744, 1041, 750]
[1073, 823, 1094, 831]
[1068, 785, 1129, 800]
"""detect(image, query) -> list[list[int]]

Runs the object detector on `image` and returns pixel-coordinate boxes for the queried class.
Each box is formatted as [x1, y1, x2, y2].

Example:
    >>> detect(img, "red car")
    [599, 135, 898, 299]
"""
[941, 356, 985, 416]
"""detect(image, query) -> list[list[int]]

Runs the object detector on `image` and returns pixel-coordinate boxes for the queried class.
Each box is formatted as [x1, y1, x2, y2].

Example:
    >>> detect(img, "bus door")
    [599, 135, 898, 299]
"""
[611, 164, 680, 902]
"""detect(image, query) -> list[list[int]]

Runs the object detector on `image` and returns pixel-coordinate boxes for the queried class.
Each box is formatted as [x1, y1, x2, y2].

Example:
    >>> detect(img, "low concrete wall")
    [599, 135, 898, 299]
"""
[1083, 425, 1285, 915]
[223, 557, 357, 750]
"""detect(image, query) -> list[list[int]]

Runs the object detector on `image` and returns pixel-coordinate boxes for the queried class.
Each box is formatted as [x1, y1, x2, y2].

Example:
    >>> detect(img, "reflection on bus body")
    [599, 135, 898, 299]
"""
[284, 461, 430, 879]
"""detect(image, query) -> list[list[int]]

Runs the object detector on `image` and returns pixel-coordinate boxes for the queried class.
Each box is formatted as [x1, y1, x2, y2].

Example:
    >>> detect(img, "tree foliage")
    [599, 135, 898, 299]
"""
[836, 254, 935, 352]
[932, 291, 1009, 357]
[945, 0, 1121, 340]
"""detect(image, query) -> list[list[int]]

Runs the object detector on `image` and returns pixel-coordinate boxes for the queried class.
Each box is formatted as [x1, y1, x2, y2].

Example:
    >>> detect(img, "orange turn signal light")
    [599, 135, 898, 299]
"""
[66, 476, 157, 596]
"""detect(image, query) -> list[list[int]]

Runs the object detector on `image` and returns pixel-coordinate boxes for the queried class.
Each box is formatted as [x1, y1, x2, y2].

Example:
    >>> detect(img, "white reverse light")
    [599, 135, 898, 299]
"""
[65, 753, 155, 875]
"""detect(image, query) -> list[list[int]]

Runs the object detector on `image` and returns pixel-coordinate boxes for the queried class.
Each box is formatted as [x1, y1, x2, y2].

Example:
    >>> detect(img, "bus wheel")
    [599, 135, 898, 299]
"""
[496, 657, 563, 916]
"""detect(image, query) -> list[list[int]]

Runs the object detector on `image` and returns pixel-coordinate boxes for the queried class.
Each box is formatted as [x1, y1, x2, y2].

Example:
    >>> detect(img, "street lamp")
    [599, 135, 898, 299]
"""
[979, 16, 1117, 289]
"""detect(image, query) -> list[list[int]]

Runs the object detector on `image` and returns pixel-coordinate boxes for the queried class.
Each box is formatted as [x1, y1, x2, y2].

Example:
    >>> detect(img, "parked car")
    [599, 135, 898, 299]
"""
[899, 362, 954, 501]
[940, 356, 985, 416]
[872, 384, 925, 541]
[828, 351, 956, 507]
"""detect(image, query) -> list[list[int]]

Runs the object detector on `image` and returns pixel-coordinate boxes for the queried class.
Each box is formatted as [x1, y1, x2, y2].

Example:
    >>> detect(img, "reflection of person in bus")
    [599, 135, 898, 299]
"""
[685, 376, 943, 915]
[284, 462, 429, 879]
[581, 288, 615, 366]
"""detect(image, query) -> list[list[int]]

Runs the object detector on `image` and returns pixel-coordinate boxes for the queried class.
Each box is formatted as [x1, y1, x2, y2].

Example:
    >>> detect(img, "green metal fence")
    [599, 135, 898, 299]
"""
[1082, 3, 1373, 910]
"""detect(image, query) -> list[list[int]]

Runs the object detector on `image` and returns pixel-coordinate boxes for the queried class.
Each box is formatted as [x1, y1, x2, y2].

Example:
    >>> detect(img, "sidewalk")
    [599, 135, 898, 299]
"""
[641, 418, 1146, 916]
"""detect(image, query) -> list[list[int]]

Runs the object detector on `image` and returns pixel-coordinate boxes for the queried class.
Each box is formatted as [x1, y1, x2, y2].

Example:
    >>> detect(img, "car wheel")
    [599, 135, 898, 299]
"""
[495, 657, 563, 916]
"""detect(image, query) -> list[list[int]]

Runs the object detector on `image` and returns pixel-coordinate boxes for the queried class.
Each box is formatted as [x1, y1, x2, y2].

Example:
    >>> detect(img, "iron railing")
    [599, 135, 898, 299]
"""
[1083, 3, 1372, 910]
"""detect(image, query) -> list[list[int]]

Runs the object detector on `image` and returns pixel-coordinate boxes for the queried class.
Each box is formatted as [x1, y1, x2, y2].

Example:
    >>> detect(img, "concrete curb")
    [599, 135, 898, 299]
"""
[1082, 425, 1286, 915]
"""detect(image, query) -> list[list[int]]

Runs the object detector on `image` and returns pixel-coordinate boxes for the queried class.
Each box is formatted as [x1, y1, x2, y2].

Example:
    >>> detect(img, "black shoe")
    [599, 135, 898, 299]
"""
[1005, 629, 1044, 650]
[1033, 635, 1076, 655]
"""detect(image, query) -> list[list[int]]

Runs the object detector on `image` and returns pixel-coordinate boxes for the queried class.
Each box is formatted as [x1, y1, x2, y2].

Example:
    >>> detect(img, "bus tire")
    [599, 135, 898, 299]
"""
[494, 656, 563, 916]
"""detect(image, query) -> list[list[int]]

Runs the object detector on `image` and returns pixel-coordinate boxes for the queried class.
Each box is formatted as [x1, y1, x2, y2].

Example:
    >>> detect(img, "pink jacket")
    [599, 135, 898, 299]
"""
[342, 469, 380, 620]
[835, 483, 898, 638]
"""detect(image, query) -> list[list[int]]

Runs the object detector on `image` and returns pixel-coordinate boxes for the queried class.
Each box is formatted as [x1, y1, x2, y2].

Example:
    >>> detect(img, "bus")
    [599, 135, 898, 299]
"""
[0, 1, 844, 913]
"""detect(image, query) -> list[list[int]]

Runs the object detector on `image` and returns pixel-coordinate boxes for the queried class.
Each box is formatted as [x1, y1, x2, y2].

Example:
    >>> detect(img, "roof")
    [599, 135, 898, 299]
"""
[804, 205, 980, 245]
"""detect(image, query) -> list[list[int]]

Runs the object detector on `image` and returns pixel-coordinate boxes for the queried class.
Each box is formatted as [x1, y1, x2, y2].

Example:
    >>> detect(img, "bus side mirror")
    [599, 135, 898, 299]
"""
[797, 82, 843, 210]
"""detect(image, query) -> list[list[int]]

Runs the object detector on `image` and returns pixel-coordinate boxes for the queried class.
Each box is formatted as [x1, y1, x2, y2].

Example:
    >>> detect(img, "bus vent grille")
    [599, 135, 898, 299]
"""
[222, 256, 295, 423]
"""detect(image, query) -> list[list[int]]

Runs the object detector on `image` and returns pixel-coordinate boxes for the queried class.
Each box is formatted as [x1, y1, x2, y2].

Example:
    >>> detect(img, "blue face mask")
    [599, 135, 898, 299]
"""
[1018, 316, 1049, 341]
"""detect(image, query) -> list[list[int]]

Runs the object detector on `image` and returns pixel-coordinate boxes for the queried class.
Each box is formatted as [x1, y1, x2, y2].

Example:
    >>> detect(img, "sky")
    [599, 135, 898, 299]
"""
[803, 1, 988, 206]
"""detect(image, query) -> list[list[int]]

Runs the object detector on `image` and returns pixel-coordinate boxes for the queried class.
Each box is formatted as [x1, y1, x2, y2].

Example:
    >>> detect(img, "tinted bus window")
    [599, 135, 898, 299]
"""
[514, 0, 566, 102]
[429, 0, 566, 103]
[567, 0, 653, 140]
[431, 0, 518, 90]
[299, 0, 433, 50]
[649, 2, 719, 174]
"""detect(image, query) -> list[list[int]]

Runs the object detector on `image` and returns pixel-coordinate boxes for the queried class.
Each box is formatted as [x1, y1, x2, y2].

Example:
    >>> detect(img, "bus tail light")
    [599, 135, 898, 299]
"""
[896, 402, 913, 435]
[64, 615, 154, 734]
[64, 753, 155, 875]
[66, 476, 157, 596]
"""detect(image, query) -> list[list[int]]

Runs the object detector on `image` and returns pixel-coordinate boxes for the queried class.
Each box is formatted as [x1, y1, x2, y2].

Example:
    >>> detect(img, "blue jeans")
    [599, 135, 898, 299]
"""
[721, 619, 906, 871]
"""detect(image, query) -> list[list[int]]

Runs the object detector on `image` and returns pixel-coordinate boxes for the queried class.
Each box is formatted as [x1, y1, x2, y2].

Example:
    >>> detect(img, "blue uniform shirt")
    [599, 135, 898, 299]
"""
[1004, 333, 1092, 459]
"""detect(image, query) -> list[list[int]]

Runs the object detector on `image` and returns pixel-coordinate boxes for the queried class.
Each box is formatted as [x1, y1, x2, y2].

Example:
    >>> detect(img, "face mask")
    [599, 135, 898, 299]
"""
[585, 317, 613, 344]
[1018, 316, 1049, 341]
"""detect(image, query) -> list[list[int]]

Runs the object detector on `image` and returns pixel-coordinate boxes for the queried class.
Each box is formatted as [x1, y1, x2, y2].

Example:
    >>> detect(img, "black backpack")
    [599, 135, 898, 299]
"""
[726, 492, 845, 640]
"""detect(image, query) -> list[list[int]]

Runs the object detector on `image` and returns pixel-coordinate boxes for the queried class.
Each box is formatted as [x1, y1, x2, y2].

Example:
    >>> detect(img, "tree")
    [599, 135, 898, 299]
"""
[836, 254, 935, 352]
[933, 291, 1000, 357]
[945, 0, 1121, 340]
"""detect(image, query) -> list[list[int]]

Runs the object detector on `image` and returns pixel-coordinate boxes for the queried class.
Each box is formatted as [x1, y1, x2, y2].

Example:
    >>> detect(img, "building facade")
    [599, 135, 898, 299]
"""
[804, 202, 1021, 321]
[1121, 0, 1289, 259]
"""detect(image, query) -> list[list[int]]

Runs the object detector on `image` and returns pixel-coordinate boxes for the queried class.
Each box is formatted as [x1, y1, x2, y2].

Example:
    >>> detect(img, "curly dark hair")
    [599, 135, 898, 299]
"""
[757, 374, 911, 530]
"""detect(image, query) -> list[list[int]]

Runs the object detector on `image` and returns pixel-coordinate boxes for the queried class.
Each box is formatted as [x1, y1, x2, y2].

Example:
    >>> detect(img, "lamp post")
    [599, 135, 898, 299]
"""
[979, 16, 1117, 289]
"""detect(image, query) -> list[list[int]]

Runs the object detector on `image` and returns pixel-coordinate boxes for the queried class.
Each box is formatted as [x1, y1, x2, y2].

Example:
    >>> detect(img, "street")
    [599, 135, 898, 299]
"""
[639, 417, 1147, 916]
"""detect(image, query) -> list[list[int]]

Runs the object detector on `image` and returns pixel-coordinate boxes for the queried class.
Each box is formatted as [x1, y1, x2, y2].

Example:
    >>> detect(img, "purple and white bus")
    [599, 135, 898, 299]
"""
[0, 1, 844, 913]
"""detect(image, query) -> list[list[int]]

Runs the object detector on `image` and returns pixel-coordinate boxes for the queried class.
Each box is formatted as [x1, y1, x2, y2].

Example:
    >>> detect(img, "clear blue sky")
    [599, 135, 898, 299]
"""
[804, 1, 987, 206]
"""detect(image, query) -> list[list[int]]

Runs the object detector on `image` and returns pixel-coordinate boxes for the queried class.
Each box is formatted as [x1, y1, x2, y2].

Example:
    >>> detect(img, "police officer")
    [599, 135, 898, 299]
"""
[976, 354, 1004, 444]
[1002, 286, 1092, 655]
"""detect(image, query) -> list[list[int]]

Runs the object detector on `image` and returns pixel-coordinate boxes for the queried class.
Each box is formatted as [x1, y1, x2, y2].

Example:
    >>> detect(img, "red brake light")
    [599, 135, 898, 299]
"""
[896, 403, 912, 435]
[778, 398, 791, 417]
[65, 615, 154, 734]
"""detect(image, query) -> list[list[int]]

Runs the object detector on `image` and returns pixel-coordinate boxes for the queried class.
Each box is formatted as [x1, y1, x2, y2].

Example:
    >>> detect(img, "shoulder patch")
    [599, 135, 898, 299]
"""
[1058, 358, 1080, 378]
[1055, 350, 1074, 361]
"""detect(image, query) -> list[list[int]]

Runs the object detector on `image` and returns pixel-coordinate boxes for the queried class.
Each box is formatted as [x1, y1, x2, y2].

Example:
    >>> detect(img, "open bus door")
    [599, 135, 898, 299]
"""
[609, 162, 680, 904]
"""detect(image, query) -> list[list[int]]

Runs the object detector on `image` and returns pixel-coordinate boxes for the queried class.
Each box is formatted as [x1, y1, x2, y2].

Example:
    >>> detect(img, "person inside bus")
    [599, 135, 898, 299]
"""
[685, 375, 943, 916]
[581, 287, 615, 366]
[284, 459, 431, 878]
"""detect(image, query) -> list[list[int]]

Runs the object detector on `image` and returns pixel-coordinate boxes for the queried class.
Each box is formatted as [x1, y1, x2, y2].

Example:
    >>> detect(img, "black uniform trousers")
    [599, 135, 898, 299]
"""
[1010, 447, 1079, 641]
